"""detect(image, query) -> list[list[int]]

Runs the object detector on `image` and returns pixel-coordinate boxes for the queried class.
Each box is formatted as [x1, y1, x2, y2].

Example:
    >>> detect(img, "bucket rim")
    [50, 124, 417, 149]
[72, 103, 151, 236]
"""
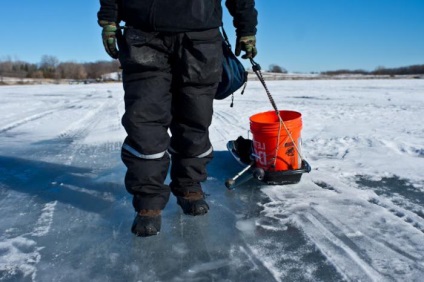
[250, 110, 302, 124]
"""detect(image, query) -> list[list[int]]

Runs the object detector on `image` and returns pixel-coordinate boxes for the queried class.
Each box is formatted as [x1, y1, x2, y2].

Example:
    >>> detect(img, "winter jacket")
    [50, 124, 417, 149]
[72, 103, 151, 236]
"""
[98, 0, 257, 36]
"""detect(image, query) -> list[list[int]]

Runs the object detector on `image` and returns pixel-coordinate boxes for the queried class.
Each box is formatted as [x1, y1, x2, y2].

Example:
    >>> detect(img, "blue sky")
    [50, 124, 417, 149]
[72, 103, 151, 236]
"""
[1, 0, 423, 72]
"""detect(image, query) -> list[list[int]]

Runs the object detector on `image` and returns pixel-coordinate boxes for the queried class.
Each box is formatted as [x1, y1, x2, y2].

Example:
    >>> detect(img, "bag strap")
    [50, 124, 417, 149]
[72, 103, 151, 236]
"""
[220, 26, 232, 48]
[220, 24, 248, 107]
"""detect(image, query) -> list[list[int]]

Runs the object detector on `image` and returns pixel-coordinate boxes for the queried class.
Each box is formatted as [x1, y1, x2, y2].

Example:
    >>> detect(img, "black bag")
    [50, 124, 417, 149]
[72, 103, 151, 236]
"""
[215, 29, 248, 100]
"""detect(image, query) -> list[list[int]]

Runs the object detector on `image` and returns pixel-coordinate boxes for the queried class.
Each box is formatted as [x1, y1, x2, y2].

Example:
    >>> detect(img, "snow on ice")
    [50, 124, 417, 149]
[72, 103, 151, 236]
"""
[0, 79, 423, 281]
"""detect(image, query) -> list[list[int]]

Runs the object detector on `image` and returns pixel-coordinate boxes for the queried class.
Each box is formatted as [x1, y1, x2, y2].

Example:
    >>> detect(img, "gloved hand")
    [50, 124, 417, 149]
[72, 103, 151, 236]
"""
[98, 20, 119, 59]
[235, 35, 257, 59]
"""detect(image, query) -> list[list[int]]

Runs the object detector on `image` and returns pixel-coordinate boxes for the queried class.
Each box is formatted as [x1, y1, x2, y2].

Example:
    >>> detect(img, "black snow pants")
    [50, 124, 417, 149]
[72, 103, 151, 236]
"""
[118, 27, 222, 212]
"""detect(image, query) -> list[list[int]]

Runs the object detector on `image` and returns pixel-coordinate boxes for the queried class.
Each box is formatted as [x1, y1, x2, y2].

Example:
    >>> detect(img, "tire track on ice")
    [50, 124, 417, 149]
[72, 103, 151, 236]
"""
[259, 176, 424, 281]
[212, 110, 248, 143]
[39, 98, 121, 205]
[297, 204, 424, 281]
[302, 183, 424, 281]
[0, 99, 86, 134]
[50, 99, 119, 166]
[368, 196, 424, 234]
[0, 110, 55, 134]
[56, 102, 109, 145]
[296, 210, 381, 282]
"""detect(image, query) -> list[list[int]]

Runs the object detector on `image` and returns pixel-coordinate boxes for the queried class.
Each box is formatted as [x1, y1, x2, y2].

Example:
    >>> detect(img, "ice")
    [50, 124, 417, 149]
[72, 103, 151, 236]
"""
[0, 236, 41, 281]
[31, 201, 57, 237]
[0, 79, 423, 281]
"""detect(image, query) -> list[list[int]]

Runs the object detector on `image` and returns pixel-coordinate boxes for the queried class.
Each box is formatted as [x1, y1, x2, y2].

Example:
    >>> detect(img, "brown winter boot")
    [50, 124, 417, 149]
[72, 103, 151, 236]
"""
[176, 191, 209, 216]
[131, 210, 162, 237]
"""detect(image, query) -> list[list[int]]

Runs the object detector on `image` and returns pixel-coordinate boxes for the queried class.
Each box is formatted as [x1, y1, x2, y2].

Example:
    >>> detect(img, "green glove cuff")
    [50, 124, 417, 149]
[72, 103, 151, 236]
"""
[98, 20, 117, 28]
[239, 35, 256, 43]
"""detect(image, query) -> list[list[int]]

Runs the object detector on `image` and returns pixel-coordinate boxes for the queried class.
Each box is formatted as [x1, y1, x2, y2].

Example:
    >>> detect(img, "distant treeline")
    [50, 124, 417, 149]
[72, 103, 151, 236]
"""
[2, 55, 423, 80]
[0, 55, 120, 80]
[322, 64, 424, 76]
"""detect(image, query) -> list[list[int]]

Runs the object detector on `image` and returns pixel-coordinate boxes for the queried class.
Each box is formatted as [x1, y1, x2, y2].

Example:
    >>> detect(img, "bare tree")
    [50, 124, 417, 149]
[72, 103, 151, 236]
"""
[84, 60, 121, 79]
[373, 66, 386, 75]
[40, 55, 60, 78]
[30, 70, 44, 79]
[40, 55, 59, 69]
[57, 62, 87, 80]
[268, 64, 287, 73]
[0, 57, 13, 82]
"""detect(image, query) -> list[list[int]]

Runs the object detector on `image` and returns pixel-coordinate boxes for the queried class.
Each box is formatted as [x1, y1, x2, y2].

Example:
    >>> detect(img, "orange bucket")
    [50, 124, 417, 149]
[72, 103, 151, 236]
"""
[250, 110, 302, 171]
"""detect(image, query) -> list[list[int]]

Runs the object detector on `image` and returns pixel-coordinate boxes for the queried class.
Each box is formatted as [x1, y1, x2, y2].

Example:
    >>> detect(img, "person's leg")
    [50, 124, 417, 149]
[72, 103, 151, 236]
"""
[119, 28, 173, 235]
[121, 71, 172, 212]
[169, 28, 223, 215]
[169, 85, 215, 215]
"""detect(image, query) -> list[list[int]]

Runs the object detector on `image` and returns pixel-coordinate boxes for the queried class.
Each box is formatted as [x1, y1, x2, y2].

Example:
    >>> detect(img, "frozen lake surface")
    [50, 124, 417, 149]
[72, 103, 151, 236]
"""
[0, 79, 423, 281]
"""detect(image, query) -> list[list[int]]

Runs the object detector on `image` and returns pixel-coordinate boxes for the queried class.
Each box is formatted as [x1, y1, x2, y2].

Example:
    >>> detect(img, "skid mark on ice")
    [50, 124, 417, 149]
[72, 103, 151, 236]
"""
[240, 246, 281, 282]
[0, 110, 55, 134]
[45, 99, 120, 166]
[31, 201, 57, 237]
[240, 221, 343, 282]
[368, 197, 424, 234]
[307, 136, 372, 160]
[235, 242, 281, 282]
[186, 259, 230, 275]
[0, 96, 88, 135]
[174, 244, 277, 282]
[381, 140, 424, 158]
[228, 185, 345, 281]
[56, 101, 108, 142]
[313, 181, 340, 193]
[259, 177, 424, 281]
[212, 111, 249, 143]
[54, 183, 115, 202]
[298, 205, 424, 281]
[214, 110, 240, 126]
[296, 212, 380, 282]
[358, 175, 424, 224]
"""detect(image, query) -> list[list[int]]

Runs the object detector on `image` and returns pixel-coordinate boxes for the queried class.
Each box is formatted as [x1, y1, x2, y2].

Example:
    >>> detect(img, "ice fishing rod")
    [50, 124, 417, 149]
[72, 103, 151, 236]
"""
[250, 59, 279, 116]
[249, 58, 305, 163]
[225, 59, 286, 189]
